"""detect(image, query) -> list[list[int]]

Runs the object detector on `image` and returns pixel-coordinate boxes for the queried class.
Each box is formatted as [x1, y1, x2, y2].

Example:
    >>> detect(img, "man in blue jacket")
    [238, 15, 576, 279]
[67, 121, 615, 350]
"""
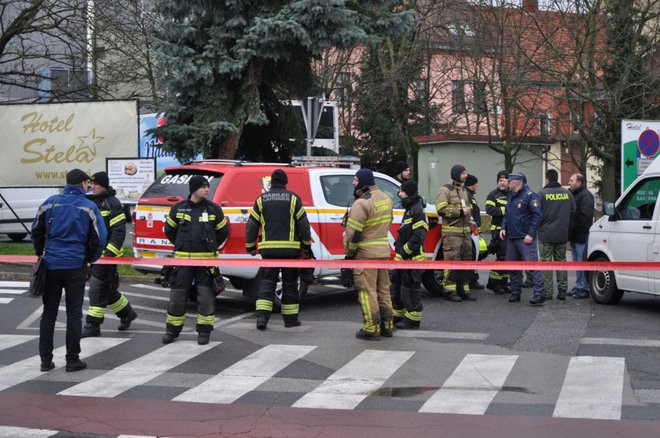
[32, 169, 107, 373]
[499, 172, 545, 305]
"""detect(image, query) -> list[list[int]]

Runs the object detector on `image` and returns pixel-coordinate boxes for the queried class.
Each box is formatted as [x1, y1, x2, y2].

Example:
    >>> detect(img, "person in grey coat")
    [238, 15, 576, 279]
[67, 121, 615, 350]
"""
[538, 169, 575, 300]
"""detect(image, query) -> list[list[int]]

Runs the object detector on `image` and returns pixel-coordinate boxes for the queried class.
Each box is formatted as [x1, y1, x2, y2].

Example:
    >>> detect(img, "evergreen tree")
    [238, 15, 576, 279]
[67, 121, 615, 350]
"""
[152, 0, 411, 161]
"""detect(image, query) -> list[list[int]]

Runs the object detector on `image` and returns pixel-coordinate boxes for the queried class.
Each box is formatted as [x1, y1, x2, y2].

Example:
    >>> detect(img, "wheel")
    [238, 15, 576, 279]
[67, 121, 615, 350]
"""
[241, 269, 262, 299]
[422, 269, 445, 296]
[590, 256, 624, 304]
[229, 276, 244, 290]
[7, 233, 27, 242]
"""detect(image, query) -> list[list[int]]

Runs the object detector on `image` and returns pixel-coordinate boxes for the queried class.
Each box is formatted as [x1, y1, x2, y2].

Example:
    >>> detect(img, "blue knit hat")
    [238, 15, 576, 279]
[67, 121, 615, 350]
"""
[355, 168, 375, 189]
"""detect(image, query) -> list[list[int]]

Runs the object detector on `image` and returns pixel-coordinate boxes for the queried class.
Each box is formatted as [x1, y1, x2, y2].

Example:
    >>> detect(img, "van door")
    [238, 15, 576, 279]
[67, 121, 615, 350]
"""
[608, 177, 660, 293]
[315, 173, 354, 265]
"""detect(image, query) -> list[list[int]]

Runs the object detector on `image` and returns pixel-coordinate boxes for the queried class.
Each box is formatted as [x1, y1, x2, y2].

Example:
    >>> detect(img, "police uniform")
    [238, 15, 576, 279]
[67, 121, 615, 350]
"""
[391, 180, 427, 330]
[435, 164, 475, 302]
[345, 168, 393, 340]
[83, 172, 137, 338]
[484, 170, 510, 294]
[162, 176, 229, 344]
[245, 169, 312, 330]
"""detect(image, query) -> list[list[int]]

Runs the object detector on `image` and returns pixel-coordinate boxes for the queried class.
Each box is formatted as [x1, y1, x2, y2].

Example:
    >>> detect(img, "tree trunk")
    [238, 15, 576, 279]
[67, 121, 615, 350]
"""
[219, 120, 244, 159]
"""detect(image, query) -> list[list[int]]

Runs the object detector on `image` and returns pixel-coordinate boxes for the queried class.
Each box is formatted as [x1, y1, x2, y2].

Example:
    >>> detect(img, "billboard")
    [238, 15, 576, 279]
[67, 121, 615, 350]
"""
[139, 113, 201, 174]
[106, 157, 156, 204]
[0, 100, 138, 186]
[621, 120, 660, 192]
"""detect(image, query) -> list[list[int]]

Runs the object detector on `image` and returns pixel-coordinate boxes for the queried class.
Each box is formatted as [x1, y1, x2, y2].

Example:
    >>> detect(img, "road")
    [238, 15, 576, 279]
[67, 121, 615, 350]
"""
[1, 271, 660, 437]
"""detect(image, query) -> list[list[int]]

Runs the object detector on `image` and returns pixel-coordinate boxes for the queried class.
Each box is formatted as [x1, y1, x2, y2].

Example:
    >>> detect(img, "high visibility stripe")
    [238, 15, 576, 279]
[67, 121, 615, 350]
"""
[175, 213, 192, 222]
[403, 218, 412, 224]
[293, 350, 414, 410]
[166, 313, 186, 326]
[106, 242, 122, 256]
[250, 209, 260, 221]
[289, 196, 296, 243]
[59, 341, 219, 398]
[364, 215, 391, 227]
[101, 210, 110, 217]
[257, 198, 265, 240]
[258, 241, 301, 249]
[296, 206, 305, 220]
[108, 295, 129, 313]
[174, 344, 316, 404]
[490, 225, 502, 231]
[412, 253, 426, 261]
[485, 200, 496, 207]
[403, 243, 413, 254]
[174, 251, 216, 258]
[196, 314, 215, 325]
[215, 217, 227, 230]
[87, 306, 106, 319]
[435, 202, 448, 210]
[419, 354, 518, 414]
[209, 214, 216, 221]
[358, 238, 389, 248]
[346, 218, 364, 232]
[359, 289, 377, 333]
[442, 226, 471, 234]
[256, 299, 273, 312]
[412, 221, 428, 230]
[0, 338, 128, 391]
[245, 242, 257, 249]
[405, 310, 422, 321]
[393, 308, 405, 317]
[109, 214, 125, 227]
[0, 335, 36, 352]
[166, 216, 178, 227]
[281, 303, 299, 315]
[553, 356, 624, 420]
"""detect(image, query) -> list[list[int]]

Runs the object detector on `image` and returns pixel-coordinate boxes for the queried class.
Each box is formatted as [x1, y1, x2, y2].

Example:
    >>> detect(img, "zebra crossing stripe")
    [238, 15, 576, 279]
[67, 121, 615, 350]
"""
[0, 334, 36, 352]
[0, 281, 29, 288]
[59, 341, 220, 398]
[0, 298, 14, 304]
[0, 337, 128, 391]
[292, 349, 415, 410]
[173, 344, 316, 404]
[553, 356, 625, 420]
[419, 354, 518, 415]
[0, 426, 58, 437]
[0, 289, 26, 294]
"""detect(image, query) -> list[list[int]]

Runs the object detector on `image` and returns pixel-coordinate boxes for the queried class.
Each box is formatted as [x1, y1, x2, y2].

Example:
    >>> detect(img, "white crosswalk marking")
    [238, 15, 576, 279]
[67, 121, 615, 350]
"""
[0, 281, 29, 288]
[59, 341, 219, 398]
[0, 426, 58, 437]
[0, 298, 14, 304]
[419, 354, 518, 415]
[553, 356, 625, 420]
[0, 337, 128, 391]
[293, 349, 415, 410]
[174, 344, 316, 404]
[0, 334, 36, 352]
[0, 289, 26, 294]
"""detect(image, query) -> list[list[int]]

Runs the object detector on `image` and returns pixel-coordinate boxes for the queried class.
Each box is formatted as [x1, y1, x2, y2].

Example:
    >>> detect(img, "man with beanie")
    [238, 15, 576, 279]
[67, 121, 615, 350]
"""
[82, 171, 137, 337]
[435, 164, 476, 302]
[500, 172, 545, 305]
[485, 170, 510, 294]
[464, 174, 485, 290]
[345, 168, 394, 340]
[162, 175, 229, 345]
[391, 180, 427, 329]
[32, 169, 106, 372]
[538, 169, 575, 300]
[246, 169, 312, 330]
[392, 161, 411, 184]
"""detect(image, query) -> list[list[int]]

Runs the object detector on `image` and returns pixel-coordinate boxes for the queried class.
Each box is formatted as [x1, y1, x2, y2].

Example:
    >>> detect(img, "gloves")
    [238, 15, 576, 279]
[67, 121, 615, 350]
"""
[340, 268, 354, 288]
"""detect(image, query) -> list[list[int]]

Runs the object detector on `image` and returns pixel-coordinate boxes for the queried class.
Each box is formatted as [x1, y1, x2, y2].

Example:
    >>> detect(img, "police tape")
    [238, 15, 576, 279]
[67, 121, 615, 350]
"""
[0, 255, 657, 271]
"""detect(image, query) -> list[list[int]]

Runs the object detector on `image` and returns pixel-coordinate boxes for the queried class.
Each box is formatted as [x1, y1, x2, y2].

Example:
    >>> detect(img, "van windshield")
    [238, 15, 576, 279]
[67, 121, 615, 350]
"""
[141, 172, 222, 199]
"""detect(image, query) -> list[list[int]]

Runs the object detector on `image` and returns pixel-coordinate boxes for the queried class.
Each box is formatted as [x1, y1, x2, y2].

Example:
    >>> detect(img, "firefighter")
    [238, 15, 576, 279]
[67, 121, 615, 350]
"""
[345, 168, 394, 340]
[390, 180, 427, 330]
[484, 170, 510, 295]
[464, 174, 485, 290]
[246, 169, 312, 330]
[435, 164, 476, 302]
[162, 175, 229, 345]
[82, 172, 137, 338]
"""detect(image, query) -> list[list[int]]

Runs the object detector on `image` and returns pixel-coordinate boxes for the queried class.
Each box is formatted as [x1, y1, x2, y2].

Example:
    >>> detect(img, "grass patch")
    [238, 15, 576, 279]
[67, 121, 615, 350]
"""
[0, 242, 148, 277]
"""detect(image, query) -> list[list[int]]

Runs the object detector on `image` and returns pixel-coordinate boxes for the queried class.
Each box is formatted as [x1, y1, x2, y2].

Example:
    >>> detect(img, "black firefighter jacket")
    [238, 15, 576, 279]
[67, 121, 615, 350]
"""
[165, 197, 229, 258]
[394, 195, 428, 261]
[88, 188, 126, 257]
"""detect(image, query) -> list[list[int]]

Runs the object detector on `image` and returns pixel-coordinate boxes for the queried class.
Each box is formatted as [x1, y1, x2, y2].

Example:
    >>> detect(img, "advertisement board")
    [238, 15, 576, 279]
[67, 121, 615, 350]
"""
[0, 100, 138, 186]
[139, 113, 201, 175]
[621, 120, 660, 192]
[106, 157, 156, 204]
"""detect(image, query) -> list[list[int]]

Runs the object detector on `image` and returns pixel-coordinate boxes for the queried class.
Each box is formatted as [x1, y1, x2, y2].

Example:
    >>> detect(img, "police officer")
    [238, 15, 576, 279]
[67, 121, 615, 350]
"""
[162, 176, 229, 345]
[500, 172, 545, 305]
[485, 170, 510, 294]
[246, 169, 312, 330]
[391, 180, 427, 330]
[435, 164, 476, 302]
[82, 172, 137, 338]
[345, 168, 394, 340]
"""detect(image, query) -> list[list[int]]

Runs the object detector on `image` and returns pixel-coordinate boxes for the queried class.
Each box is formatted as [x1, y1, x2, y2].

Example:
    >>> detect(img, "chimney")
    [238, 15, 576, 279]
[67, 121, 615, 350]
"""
[523, 0, 538, 12]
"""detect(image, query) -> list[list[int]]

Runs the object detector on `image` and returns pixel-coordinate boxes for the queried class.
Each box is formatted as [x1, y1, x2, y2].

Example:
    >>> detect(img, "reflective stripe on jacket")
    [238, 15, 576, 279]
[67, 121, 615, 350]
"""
[344, 185, 392, 259]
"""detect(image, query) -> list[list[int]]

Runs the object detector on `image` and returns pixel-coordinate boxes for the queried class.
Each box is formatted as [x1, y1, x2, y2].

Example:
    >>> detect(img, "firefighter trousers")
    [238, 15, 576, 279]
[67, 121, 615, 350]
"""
[354, 262, 393, 334]
[256, 267, 300, 324]
[86, 264, 134, 325]
[165, 266, 215, 334]
[442, 234, 473, 295]
[488, 232, 509, 287]
[390, 268, 423, 325]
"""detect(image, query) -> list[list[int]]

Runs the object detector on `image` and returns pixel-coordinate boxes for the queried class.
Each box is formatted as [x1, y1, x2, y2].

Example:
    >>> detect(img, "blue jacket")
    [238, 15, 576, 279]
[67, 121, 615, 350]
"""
[31, 185, 107, 270]
[502, 184, 542, 239]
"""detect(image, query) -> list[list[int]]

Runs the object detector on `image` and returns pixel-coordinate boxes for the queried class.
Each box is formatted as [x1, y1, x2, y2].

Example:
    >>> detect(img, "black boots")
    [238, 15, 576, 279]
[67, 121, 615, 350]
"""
[81, 322, 101, 338]
[256, 317, 269, 330]
[65, 359, 87, 372]
[162, 331, 179, 344]
[355, 329, 380, 341]
[40, 360, 55, 372]
[197, 332, 210, 345]
[395, 319, 420, 330]
[118, 309, 138, 331]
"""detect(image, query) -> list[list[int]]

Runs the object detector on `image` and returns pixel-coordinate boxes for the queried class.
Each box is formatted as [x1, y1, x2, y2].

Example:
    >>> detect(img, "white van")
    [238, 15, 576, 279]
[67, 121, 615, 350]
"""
[588, 157, 660, 303]
[0, 187, 61, 241]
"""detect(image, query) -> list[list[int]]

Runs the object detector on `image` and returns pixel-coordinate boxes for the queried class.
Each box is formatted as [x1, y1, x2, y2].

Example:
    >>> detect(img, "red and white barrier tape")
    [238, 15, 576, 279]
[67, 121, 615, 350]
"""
[0, 255, 656, 271]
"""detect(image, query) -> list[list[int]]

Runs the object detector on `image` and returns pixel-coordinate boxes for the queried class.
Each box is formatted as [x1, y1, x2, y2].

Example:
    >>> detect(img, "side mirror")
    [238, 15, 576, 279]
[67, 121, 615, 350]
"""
[603, 202, 616, 221]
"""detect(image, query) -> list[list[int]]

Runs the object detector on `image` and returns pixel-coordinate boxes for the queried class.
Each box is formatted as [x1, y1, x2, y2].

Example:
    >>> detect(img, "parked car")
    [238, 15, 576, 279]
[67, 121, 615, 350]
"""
[0, 186, 61, 241]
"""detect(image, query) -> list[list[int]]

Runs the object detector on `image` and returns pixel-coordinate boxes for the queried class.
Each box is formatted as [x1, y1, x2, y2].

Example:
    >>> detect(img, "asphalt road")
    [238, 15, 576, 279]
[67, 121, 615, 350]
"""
[1, 269, 660, 437]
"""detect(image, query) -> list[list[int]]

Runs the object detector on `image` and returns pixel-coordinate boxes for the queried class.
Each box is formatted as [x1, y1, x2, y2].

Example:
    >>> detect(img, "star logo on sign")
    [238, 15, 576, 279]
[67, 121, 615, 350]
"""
[78, 129, 104, 156]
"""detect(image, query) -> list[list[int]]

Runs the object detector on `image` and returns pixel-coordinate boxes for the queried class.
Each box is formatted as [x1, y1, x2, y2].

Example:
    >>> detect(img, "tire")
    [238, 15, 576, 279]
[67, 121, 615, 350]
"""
[229, 276, 244, 290]
[589, 256, 624, 304]
[7, 233, 27, 242]
[241, 269, 262, 299]
[422, 246, 445, 296]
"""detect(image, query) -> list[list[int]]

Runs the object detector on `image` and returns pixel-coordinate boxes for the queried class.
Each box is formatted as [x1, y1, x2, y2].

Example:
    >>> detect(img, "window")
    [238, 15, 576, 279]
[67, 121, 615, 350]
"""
[539, 113, 551, 136]
[375, 177, 403, 209]
[452, 80, 466, 113]
[570, 110, 582, 133]
[617, 178, 660, 221]
[335, 72, 351, 107]
[412, 78, 428, 102]
[321, 175, 354, 207]
[39, 67, 90, 99]
[473, 81, 487, 114]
